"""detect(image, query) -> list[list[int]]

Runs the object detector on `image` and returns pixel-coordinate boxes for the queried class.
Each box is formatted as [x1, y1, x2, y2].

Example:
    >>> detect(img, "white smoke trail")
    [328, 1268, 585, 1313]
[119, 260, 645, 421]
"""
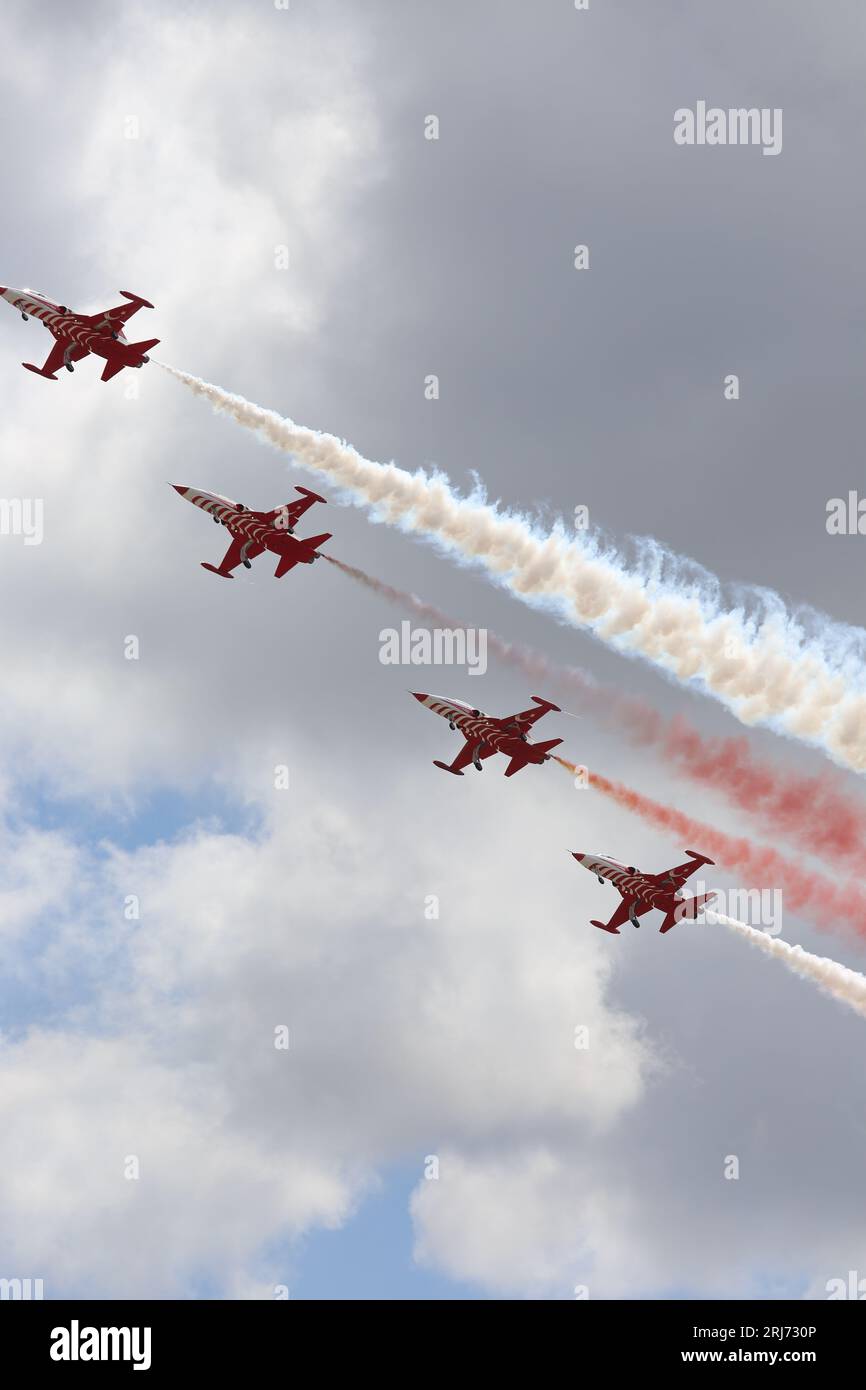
[158, 364, 866, 773]
[709, 911, 866, 1020]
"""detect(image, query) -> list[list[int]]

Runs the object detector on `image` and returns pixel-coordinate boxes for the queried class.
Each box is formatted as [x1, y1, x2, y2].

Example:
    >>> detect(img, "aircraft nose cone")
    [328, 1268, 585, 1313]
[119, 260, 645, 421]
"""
[411, 692, 428, 703]
[171, 485, 188, 495]
[572, 852, 586, 863]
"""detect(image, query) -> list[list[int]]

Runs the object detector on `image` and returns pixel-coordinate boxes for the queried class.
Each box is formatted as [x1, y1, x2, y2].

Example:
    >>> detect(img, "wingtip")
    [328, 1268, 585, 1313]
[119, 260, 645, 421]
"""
[531, 695, 562, 712]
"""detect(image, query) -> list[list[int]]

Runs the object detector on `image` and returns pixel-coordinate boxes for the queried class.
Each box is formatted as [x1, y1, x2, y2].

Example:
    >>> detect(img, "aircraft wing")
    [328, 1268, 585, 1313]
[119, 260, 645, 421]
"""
[83, 291, 154, 333]
[591, 899, 652, 934]
[27, 338, 88, 380]
[495, 695, 562, 732]
[262, 487, 327, 532]
[206, 536, 265, 577]
[434, 737, 498, 776]
[652, 850, 715, 892]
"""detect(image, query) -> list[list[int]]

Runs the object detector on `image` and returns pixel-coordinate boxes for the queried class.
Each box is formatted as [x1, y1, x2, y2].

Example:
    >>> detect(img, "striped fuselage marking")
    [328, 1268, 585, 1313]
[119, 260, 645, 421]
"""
[2, 290, 130, 355]
[419, 694, 537, 756]
[181, 489, 293, 554]
[579, 854, 675, 907]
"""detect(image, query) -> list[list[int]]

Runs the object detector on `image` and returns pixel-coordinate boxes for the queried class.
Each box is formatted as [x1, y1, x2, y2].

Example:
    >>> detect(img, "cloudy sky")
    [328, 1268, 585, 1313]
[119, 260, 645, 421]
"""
[1, 0, 865, 1300]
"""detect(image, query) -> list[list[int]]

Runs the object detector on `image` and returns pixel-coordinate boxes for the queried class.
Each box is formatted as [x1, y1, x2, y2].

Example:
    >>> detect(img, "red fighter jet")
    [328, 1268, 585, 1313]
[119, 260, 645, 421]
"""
[572, 849, 717, 934]
[412, 693, 563, 776]
[172, 484, 332, 579]
[0, 286, 158, 382]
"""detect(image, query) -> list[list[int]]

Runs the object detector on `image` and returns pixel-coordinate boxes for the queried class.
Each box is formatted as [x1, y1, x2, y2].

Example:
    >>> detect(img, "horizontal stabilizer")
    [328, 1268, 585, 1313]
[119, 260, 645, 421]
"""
[304, 531, 332, 552]
[503, 753, 529, 777]
[274, 552, 299, 579]
[677, 890, 717, 920]
[100, 337, 160, 382]
[100, 357, 127, 383]
[504, 736, 563, 777]
[273, 532, 331, 578]
[660, 891, 718, 934]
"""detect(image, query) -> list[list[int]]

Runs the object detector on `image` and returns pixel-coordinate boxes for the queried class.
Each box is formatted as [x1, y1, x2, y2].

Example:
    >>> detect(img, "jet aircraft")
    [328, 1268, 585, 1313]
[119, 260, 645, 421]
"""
[572, 848, 717, 934]
[412, 692, 563, 776]
[0, 286, 158, 382]
[172, 484, 331, 578]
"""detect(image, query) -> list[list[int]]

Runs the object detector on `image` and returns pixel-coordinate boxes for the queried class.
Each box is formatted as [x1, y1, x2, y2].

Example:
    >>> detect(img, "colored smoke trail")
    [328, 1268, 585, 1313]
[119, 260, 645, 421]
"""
[160, 364, 866, 774]
[637, 717, 866, 874]
[322, 555, 459, 629]
[558, 747, 866, 1014]
[552, 757, 866, 936]
[709, 912, 866, 1022]
[324, 554, 598, 687]
[326, 557, 866, 872]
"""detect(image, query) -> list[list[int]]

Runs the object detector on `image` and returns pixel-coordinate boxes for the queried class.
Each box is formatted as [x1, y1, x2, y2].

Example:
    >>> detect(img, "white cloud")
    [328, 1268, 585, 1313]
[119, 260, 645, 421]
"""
[0, 1029, 353, 1298]
[2, 0, 865, 1304]
[0, 781, 650, 1296]
[410, 1148, 635, 1298]
[0, 2, 383, 799]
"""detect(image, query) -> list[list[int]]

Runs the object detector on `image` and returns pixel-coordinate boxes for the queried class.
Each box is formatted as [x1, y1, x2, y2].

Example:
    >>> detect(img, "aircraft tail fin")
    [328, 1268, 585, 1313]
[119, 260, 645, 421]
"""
[100, 337, 160, 382]
[101, 357, 127, 383]
[433, 759, 464, 776]
[660, 891, 718, 934]
[503, 736, 563, 777]
[303, 532, 332, 553]
[272, 531, 331, 578]
[503, 754, 528, 777]
[22, 362, 57, 380]
[679, 890, 717, 920]
[274, 551, 299, 579]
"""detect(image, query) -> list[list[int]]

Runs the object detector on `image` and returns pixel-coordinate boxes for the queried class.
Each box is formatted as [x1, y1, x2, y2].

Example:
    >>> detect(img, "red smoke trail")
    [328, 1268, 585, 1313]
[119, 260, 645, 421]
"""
[569, 762, 866, 936]
[329, 553, 866, 937]
[325, 555, 866, 872]
[323, 556, 458, 628]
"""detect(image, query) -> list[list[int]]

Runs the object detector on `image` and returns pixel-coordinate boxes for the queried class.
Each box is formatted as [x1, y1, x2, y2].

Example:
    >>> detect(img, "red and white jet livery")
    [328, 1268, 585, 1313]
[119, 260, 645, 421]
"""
[572, 849, 717, 934]
[172, 484, 332, 579]
[0, 286, 158, 382]
[412, 692, 564, 777]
